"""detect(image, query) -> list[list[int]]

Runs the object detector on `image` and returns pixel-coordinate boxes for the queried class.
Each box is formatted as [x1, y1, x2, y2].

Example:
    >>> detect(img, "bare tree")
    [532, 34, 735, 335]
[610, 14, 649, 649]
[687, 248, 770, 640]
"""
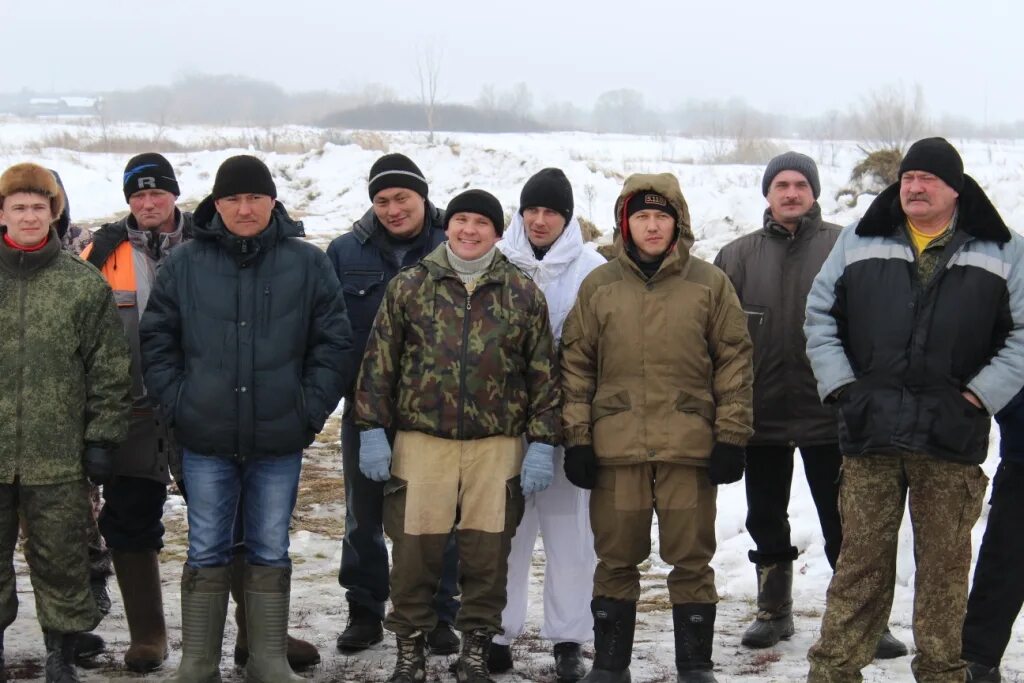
[416, 44, 443, 144]
[855, 82, 927, 154]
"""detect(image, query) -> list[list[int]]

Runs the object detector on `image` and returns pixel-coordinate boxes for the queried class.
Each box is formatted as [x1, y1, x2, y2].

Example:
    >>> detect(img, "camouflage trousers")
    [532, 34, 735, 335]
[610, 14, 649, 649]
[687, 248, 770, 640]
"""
[590, 462, 717, 604]
[807, 452, 987, 683]
[383, 431, 524, 637]
[0, 478, 101, 634]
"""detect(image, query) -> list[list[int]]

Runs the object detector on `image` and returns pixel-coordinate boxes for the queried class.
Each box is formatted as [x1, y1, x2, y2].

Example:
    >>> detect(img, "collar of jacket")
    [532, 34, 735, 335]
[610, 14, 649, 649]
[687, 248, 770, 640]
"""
[0, 227, 61, 276]
[191, 195, 303, 262]
[126, 209, 187, 261]
[616, 239, 688, 284]
[421, 241, 511, 287]
[762, 202, 824, 240]
[498, 212, 588, 279]
[352, 201, 444, 245]
[856, 174, 1009, 243]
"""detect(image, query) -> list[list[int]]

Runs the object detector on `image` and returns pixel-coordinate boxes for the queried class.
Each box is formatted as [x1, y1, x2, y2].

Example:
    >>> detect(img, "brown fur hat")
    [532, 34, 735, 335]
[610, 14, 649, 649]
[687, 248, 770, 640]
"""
[0, 163, 65, 220]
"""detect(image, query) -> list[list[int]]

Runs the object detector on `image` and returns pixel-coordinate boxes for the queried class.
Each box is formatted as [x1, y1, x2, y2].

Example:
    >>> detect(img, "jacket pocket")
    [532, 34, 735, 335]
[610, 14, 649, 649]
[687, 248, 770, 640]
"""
[927, 390, 987, 455]
[836, 380, 871, 447]
[675, 390, 715, 424]
[341, 270, 387, 330]
[742, 304, 769, 349]
[591, 390, 632, 422]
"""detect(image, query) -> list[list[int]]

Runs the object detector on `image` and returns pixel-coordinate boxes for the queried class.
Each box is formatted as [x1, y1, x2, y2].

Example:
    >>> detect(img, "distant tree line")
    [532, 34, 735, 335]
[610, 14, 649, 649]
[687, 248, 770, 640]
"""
[4, 74, 1024, 141]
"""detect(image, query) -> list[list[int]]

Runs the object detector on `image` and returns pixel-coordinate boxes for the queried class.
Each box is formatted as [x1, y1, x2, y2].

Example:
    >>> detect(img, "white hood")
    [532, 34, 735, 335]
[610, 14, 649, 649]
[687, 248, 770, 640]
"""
[498, 212, 606, 341]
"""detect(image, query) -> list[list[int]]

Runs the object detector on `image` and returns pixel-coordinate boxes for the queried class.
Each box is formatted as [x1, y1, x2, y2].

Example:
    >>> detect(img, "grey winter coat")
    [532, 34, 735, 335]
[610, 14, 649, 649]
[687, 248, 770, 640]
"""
[714, 204, 841, 447]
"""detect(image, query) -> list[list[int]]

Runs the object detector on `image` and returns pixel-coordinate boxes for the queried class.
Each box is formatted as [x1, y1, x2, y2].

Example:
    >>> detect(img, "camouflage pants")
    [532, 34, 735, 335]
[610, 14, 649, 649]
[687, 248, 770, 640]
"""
[0, 479, 101, 634]
[590, 462, 717, 604]
[807, 453, 987, 683]
[383, 431, 524, 637]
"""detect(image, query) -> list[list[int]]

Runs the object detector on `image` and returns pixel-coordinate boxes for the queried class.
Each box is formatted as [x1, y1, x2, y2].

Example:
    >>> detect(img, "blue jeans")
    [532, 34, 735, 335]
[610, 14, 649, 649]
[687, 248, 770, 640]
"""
[340, 418, 460, 622]
[183, 449, 302, 569]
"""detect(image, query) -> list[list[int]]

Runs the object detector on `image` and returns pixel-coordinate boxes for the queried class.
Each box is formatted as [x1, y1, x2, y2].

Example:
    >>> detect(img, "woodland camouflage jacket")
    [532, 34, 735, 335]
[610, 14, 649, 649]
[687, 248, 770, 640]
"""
[354, 243, 562, 445]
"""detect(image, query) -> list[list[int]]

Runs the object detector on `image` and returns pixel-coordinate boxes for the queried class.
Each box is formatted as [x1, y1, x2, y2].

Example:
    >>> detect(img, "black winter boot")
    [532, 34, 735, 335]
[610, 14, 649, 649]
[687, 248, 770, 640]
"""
[741, 562, 794, 648]
[873, 626, 908, 659]
[336, 602, 384, 652]
[427, 621, 460, 655]
[966, 661, 1002, 682]
[44, 631, 80, 683]
[454, 630, 495, 683]
[72, 632, 105, 662]
[387, 633, 427, 683]
[554, 641, 587, 682]
[487, 641, 513, 673]
[581, 597, 635, 683]
[673, 603, 718, 683]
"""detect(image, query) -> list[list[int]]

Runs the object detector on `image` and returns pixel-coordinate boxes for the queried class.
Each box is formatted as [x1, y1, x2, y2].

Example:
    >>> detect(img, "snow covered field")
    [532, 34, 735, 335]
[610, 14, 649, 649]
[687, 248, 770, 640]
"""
[1, 121, 1022, 681]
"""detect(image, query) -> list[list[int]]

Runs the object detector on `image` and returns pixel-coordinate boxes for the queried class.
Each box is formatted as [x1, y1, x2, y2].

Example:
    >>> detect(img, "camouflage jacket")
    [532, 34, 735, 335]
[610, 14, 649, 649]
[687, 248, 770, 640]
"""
[0, 230, 131, 484]
[355, 243, 562, 445]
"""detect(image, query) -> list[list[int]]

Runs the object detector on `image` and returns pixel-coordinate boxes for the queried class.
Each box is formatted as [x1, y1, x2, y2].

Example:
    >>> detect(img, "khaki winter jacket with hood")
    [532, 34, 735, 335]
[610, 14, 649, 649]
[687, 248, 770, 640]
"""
[561, 173, 754, 467]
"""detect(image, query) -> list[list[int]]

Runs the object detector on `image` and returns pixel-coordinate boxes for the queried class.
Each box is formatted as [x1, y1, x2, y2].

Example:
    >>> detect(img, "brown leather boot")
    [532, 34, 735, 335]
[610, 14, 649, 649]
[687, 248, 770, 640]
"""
[112, 550, 168, 672]
[229, 554, 320, 670]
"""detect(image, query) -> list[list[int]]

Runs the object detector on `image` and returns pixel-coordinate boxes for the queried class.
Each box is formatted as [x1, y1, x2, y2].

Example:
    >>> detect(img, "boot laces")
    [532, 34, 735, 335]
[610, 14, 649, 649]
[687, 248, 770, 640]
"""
[392, 635, 424, 679]
[459, 631, 490, 676]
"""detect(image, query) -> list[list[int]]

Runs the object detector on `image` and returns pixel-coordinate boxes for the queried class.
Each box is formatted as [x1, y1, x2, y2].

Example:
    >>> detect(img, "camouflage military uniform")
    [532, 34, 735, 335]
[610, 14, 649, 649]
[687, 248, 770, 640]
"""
[355, 244, 561, 636]
[0, 230, 131, 634]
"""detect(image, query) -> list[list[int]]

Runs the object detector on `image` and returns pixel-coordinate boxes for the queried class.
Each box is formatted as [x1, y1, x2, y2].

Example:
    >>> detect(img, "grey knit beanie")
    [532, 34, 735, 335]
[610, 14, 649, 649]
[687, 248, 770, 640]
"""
[762, 151, 821, 199]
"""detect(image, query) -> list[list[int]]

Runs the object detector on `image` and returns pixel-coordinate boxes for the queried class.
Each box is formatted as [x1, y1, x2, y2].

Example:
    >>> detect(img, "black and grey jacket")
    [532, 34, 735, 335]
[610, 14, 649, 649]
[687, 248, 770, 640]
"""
[805, 177, 1024, 464]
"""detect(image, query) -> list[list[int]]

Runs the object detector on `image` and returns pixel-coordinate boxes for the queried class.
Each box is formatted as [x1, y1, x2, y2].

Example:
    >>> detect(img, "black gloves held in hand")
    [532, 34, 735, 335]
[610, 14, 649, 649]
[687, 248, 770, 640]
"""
[708, 442, 745, 485]
[564, 445, 598, 490]
[83, 445, 114, 486]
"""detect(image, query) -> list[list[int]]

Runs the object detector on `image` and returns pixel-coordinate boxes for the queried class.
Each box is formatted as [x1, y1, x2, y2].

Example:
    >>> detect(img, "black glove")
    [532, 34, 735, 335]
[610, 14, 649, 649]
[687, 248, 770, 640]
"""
[83, 445, 114, 486]
[708, 442, 745, 485]
[564, 445, 598, 489]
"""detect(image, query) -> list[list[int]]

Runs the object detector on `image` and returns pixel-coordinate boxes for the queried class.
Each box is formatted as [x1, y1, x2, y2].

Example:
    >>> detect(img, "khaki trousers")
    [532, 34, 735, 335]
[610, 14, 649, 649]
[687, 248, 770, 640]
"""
[590, 462, 717, 604]
[383, 431, 524, 636]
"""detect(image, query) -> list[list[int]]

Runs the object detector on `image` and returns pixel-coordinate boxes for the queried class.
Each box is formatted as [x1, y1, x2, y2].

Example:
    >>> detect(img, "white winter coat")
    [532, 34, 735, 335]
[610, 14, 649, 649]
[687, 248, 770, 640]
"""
[498, 213, 606, 342]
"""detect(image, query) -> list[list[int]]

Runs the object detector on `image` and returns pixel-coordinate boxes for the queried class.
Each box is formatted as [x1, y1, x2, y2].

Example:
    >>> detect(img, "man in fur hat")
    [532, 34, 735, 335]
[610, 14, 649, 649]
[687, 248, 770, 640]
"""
[805, 137, 1024, 683]
[0, 162, 131, 682]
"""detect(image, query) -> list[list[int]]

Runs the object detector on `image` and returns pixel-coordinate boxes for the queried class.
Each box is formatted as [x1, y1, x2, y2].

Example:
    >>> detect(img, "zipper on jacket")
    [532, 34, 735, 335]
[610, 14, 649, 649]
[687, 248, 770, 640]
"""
[15, 276, 27, 477]
[456, 283, 475, 439]
[261, 284, 271, 335]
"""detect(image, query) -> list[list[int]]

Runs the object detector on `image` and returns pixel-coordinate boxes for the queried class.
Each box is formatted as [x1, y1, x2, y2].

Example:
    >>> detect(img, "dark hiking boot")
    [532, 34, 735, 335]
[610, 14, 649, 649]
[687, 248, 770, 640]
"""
[230, 554, 320, 669]
[741, 561, 794, 648]
[454, 630, 495, 683]
[44, 631, 80, 683]
[427, 621, 460, 655]
[387, 633, 427, 683]
[580, 597, 635, 683]
[673, 603, 718, 683]
[487, 642, 513, 673]
[966, 661, 1001, 682]
[554, 641, 586, 682]
[335, 602, 384, 652]
[873, 627, 908, 659]
[113, 550, 168, 672]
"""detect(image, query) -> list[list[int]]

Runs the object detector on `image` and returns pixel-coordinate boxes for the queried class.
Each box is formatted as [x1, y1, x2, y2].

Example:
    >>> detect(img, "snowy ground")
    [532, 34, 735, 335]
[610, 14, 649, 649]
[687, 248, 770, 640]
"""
[1, 121, 1023, 681]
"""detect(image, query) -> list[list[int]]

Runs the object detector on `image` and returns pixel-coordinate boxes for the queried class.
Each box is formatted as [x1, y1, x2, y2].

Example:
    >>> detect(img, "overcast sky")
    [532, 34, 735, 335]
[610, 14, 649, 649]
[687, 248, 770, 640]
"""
[3, 0, 1020, 123]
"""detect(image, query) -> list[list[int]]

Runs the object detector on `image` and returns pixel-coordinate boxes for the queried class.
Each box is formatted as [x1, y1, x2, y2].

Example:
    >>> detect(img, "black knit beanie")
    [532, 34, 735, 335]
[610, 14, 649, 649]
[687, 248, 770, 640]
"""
[444, 189, 505, 236]
[626, 191, 678, 222]
[212, 155, 277, 200]
[368, 153, 428, 200]
[898, 137, 964, 192]
[762, 151, 821, 199]
[519, 168, 573, 223]
[123, 152, 180, 202]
